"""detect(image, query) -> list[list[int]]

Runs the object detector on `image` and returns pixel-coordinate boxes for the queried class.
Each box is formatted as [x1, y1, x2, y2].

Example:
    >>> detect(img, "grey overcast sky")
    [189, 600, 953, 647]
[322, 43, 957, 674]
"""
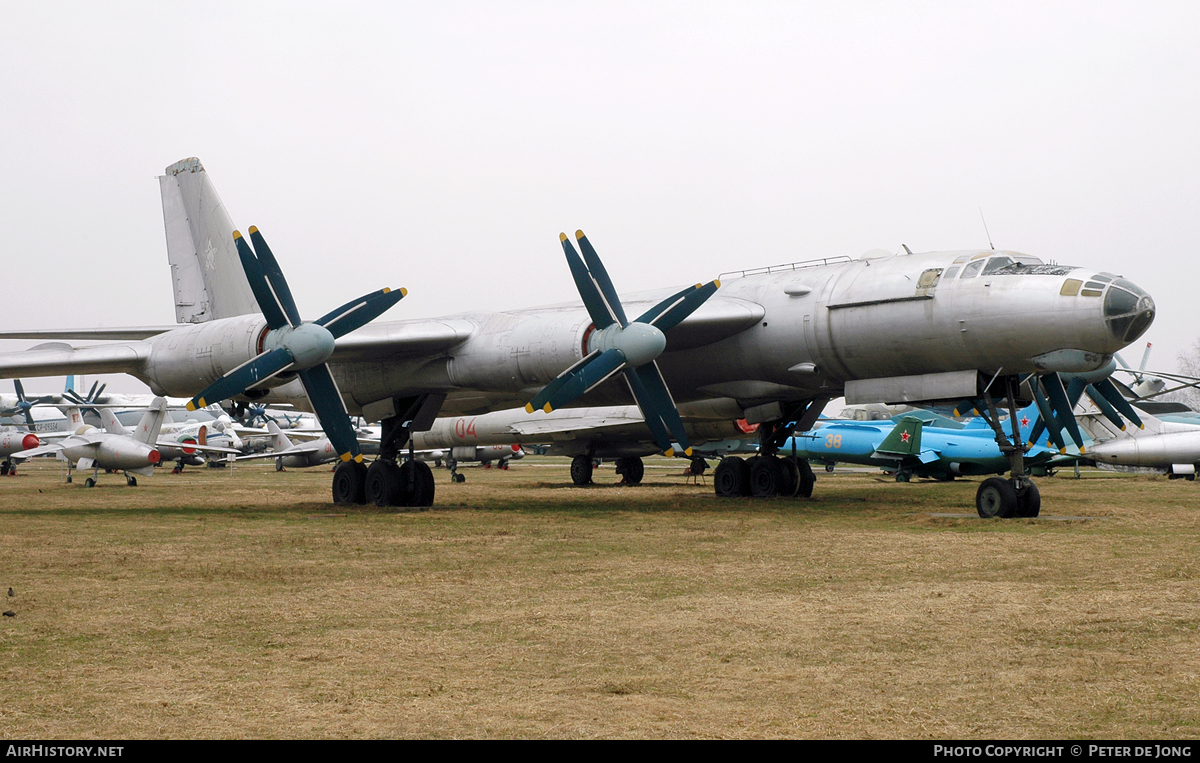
[1, 1, 1197, 395]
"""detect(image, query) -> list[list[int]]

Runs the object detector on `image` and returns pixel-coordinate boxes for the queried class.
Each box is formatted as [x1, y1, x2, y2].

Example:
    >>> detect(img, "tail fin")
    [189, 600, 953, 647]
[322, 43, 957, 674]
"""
[62, 405, 87, 435]
[159, 158, 258, 323]
[267, 420, 295, 452]
[100, 408, 128, 436]
[876, 417, 923, 455]
[131, 398, 169, 445]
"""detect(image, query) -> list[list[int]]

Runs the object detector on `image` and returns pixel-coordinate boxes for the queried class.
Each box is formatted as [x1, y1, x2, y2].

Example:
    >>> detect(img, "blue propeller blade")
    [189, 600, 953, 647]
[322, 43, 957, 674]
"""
[1028, 382, 1065, 451]
[638, 280, 721, 332]
[298, 364, 362, 463]
[1091, 378, 1144, 429]
[316, 287, 408, 339]
[561, 234, 618, 330]
[247, 227, 302, 328]
[1042, 373, 1086, 450]
[1084, 384, 1127, 431]
[187, 347, 295, 411]
[234, 231, 290, 330]
[629, 362, 693, 457]
[543, 348, 627, 412]
[623, 368, 676, 455]
[525, 350, 600, 413]
[574, 231, 628, 328]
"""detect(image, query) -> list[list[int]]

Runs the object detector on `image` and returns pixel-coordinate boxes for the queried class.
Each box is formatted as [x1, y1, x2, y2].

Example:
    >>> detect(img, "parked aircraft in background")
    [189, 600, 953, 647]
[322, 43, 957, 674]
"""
[0, 158, 1155, 516]
[1078, 402, 1200, 479]
[12, 401, 170, 486]
[0, 430, 40, 475]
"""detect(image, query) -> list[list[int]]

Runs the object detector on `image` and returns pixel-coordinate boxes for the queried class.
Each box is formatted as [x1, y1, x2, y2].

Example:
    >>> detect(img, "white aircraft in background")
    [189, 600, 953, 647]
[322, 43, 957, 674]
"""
[0, 158, 1157, 517]
[0, 430, 41, 475]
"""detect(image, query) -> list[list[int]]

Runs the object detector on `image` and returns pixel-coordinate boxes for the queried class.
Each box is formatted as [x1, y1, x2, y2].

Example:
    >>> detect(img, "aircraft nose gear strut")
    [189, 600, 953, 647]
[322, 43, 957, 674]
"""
[970, 375, 1040, 518]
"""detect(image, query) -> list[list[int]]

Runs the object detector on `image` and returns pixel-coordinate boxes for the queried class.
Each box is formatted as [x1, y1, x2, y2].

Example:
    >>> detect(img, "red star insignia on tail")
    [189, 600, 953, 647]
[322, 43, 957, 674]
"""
[900, 431, 911, 443]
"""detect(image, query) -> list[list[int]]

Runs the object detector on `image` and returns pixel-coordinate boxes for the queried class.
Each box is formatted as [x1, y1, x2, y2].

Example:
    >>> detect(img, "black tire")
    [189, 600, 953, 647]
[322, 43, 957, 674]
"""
[366, 459, 403, 508]
[779, 458, 800, 497]
[616, 457, 644, 485]
[453, 472, 466, 484]
[690, 457, 708, 476]
[126, 476, 137, 487]
[0, 462, 10, 476]
[713, 456, 749, 497]
[398, 460, 435, 509]
[275, 458, 284, 472]
[1015, 481, 1041, 518]
[797, 459, 815, 498]
[84, 477, 95, 488]
[570, 455, 594, 485]
[895, 471, 911, 483]
[825, 462, 835, 473]
[332, 461, 367, 505]
[976, 477, 1017, 518]
[750, 456, 784, 497]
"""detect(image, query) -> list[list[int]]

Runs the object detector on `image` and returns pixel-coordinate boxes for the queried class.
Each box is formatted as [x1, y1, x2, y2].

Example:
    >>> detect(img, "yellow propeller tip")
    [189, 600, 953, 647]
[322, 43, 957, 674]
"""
[400, 287, 408, 297]
[664, 448, 674, 458]
[354, 454, 364, 463]
[248, 225, 258, 234]
[559, 232, 568, 242]
[186, 402, 197, 412]
[543, 403, 553, 413]
[232, 230, 242, 240]
[1079, 446, 1086, 454]
[683, 447, 694, 457]
[714, 279, 721, 287]
[340, 452, 352, 462]
[1059, 447, 1066, 454]
[1120, 425, 1126, 431]
[382, 287, 390, 294]
[524, 403, 535, 414]
[575, 230, 585, 240]
[695, 283, 703, 289]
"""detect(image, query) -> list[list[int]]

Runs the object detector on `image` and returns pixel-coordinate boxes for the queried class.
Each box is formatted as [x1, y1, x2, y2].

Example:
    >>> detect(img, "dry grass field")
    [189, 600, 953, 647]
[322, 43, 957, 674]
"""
[1, 456, 1198, 739]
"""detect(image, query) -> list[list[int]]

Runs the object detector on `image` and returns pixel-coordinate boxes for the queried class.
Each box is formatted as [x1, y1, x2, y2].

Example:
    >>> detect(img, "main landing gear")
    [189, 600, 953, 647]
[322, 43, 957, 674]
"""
[714, 454, 815, 498]
[567, 455, 646, 486]
[333, 395, 440, 510]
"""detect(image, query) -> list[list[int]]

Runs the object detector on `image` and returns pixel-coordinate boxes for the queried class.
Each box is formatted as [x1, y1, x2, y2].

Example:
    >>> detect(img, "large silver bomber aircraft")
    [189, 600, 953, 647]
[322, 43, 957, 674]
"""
[0, 158, 1156, 516]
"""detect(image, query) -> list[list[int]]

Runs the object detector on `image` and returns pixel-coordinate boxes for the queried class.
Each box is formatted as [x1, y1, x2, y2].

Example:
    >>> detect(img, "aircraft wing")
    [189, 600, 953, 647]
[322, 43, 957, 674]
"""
[327, 319, 476, 362]
[235, 442, 326, 461]
[0, 343, 151, 378]
[507, 411, 647, 437]
[11, 443, 66, 459]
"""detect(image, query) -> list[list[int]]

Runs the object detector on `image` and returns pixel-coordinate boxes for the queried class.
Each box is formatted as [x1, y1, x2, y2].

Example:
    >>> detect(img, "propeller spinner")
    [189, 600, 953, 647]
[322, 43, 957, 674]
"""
[525, 230, 720, 458]
[185, 227, 406, 464]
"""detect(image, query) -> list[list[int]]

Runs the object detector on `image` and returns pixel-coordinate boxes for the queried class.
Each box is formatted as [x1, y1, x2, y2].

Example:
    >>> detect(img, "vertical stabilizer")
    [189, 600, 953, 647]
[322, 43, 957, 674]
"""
[100, 408, 129, 436]
[267, 420, 296, 452]
[159, 158, 258, 323]
[132, 398, 169, 445]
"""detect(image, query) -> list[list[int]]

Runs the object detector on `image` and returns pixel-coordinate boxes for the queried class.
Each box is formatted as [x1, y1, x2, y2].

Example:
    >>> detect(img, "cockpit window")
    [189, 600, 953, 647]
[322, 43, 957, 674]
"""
[943, 266, 960, 280]
[981, 256, 1014, 275]
[960, 260, 985, 278]
[1104, 280, 1155, 343]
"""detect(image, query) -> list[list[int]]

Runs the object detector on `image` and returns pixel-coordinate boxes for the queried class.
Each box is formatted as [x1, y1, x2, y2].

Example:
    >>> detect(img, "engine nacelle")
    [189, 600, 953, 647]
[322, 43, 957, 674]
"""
[0, 431, 38, 457]
[142, 315, 271, 397]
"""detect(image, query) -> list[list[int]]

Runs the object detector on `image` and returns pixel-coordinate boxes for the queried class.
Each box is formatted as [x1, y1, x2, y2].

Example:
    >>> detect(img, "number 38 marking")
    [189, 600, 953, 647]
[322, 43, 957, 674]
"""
[824, 434, 842, 449]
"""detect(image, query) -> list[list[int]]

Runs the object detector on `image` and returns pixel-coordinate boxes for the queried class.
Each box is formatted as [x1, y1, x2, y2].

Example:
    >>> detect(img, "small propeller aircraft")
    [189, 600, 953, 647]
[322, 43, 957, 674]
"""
[0, 158, 1157, 516]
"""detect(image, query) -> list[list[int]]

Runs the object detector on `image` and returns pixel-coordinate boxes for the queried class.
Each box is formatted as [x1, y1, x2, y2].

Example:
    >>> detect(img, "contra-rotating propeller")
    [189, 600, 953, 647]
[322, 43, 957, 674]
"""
[185, 226, 406, 465]
[3, 380, 55, 427]
[954, 365, 1143, 454]
[525, 230, 719, 458]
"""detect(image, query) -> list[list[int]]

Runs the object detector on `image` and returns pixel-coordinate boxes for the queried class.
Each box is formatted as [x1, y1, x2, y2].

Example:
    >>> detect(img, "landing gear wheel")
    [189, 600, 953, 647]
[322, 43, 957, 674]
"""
[825, 463, 835, 473]
[366, 459, 403, 508]
[976, 477, 1017, 518]
[690, 457, 708, 476]
[84, 477, 95, 488]
[398, 460, 435, 509]
[895, 471, 911, 483]
[275, 458, 284, 472]
[750, 456, 784, 497]
[1015, 481, 1041, 518]
[452, 472, 466, 484]
[332, 461, 368, 505]
[779, 458, 800, 497]
[126, 476, 137, 487]
[797, 459, 815, 498]
[1, 461, 10, 476]
[570, 455, 594, 486]
[714, 456, 750, 497]
[615, 457, 644, 485]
